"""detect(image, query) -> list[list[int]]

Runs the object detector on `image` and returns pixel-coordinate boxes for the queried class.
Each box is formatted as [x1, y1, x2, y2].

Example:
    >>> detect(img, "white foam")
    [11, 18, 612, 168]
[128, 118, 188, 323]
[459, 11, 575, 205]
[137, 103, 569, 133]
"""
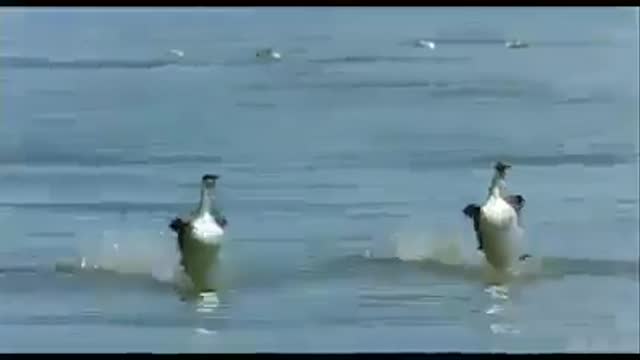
[380, 220, 543, 285]
[390, 228, 473, 266]
[64, 228, 182, 285]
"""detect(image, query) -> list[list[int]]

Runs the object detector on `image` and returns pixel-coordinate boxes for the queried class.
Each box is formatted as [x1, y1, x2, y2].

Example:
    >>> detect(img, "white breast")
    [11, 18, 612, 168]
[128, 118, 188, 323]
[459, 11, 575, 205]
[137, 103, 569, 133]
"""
[180, 214, 224, 291]
[482, 197, 517, 229]
[190, 214, 224, 245]
[479, 197, 520, 270]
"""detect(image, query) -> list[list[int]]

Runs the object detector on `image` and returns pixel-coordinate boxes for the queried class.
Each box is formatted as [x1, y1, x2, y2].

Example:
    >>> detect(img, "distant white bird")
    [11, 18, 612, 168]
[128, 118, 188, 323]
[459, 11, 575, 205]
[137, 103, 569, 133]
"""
[463, 162, 530, 271]
[505, 40, 529, 49]
[168, 49, 185, 58]
[169, 174, 228, 292]
[415, 39, 436, 50]
[256, 48, 282, 60]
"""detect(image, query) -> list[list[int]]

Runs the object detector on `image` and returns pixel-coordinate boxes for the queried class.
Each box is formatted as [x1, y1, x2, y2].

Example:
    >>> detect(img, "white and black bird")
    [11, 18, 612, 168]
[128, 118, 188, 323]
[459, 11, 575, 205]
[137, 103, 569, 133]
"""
[414, 39, 436, 49]
[463, 162, 530, 271]
[505, 39, 529, 49]
[169, 174, 228, 292]
[256, 48, 282, 61]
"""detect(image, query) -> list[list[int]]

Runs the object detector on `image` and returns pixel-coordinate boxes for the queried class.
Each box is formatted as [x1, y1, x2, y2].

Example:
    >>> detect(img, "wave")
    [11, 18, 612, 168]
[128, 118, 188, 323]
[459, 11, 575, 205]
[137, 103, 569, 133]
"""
[243, 77, 556, 102]
[554, 95, 615, 105]
[2, 262, 171, 290]
[0, 200, 190, 214]
[1, 250, 634, 290]
[403, 37, 614, 48]
[0, 55, 212, 70]
[0, 151, 223, 167]
[24, 229, 192, 296]
[353, 254, 640, 283]
[26, 231, 76, 238]
[1, 55, 178, 70]
[2, 229, 236, 298]
[0, 231, 636, 301]
[220, 54, 470, 68]
[235, 101, 278, 109]
[313, 150, 637, 171]
[470, 152, 638, 168]
[309, 55, 471, 65]
[1, 37, 614, 72]
[0, 199, 362, 218]
[319, 231, 639, 284]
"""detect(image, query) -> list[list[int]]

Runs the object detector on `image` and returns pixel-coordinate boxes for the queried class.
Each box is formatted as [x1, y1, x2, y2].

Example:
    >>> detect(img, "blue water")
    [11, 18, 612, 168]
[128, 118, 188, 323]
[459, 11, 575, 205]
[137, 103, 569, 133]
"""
[0, 7, 638, 353]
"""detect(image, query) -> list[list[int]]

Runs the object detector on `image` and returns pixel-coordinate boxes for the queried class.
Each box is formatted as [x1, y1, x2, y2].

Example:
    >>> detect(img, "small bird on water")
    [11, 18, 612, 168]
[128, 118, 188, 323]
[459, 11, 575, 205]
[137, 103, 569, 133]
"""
[169, 174, 228, 293]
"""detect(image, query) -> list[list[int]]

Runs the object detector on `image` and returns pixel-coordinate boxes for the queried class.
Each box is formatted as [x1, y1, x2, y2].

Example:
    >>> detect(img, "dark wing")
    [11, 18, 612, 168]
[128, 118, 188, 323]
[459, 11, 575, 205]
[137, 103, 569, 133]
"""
[169, 217, 188, 234]
[518, 253, 532, 261]
[462, 204, 481, 232]
[169, 216, 192, 255]
[216, 215, 228, 228]
[463, 204, 479, 219]
[504, 194, 526, 227]
[211, 206, 228, 229]
[504, 194, 525, 214]
[462, 204, 484, 250]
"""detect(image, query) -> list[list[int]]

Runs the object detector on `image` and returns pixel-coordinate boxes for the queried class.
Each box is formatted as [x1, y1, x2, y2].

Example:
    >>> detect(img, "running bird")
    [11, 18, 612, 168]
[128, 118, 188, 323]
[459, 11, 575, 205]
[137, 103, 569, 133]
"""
[462, 162, 531, 270]
[169, 174, 228, 292]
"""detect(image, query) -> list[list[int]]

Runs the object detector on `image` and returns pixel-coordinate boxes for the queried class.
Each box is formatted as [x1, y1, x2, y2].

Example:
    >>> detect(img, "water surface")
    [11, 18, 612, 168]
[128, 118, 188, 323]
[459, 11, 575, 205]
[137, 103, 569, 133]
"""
[0, 7, 638, 353]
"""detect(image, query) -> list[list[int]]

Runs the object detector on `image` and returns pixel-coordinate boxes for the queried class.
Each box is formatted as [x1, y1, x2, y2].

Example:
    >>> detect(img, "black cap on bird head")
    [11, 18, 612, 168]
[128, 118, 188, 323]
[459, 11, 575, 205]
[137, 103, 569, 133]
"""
[494, 161, 511, 175]
[202, 174, 219, 187]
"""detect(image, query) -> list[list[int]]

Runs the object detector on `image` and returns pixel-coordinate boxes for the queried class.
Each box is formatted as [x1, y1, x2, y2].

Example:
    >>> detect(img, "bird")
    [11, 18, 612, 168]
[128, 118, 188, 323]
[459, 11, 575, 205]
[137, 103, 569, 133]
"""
[255, 48, 282, 61]
[169, 174, 228, 293]
[505, 39, 529, 49]
[168, 49, 185, 58]
[462, 162, 531, 271]
[414, 39, 436, 50]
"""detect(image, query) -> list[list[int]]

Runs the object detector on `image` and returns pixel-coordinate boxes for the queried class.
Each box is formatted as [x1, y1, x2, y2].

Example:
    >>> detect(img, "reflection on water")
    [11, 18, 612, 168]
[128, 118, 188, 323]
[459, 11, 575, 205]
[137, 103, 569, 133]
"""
[196, 292, 220, 314]
[484, 285, 521, 336]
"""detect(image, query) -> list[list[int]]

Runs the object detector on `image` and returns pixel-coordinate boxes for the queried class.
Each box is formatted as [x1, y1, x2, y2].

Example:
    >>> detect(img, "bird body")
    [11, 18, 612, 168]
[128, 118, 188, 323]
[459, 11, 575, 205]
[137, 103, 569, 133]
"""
[169, 174, 227, 292]
[463, 162, 530, 271]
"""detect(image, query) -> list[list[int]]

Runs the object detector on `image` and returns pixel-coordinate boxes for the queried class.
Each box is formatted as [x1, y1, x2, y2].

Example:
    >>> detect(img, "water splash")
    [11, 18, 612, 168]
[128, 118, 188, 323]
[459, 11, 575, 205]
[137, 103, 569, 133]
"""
[390, 227, 478, 266]
[53, 227, 234, 297]
[56, 228, 183, 287]
[380, 224, 545, 285]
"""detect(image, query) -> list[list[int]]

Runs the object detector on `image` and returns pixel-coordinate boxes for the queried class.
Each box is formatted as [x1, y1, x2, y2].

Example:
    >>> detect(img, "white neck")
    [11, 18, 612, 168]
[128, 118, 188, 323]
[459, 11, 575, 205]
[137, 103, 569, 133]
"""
[197, 184, 214, 217]
[488, 171, 506, 199]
